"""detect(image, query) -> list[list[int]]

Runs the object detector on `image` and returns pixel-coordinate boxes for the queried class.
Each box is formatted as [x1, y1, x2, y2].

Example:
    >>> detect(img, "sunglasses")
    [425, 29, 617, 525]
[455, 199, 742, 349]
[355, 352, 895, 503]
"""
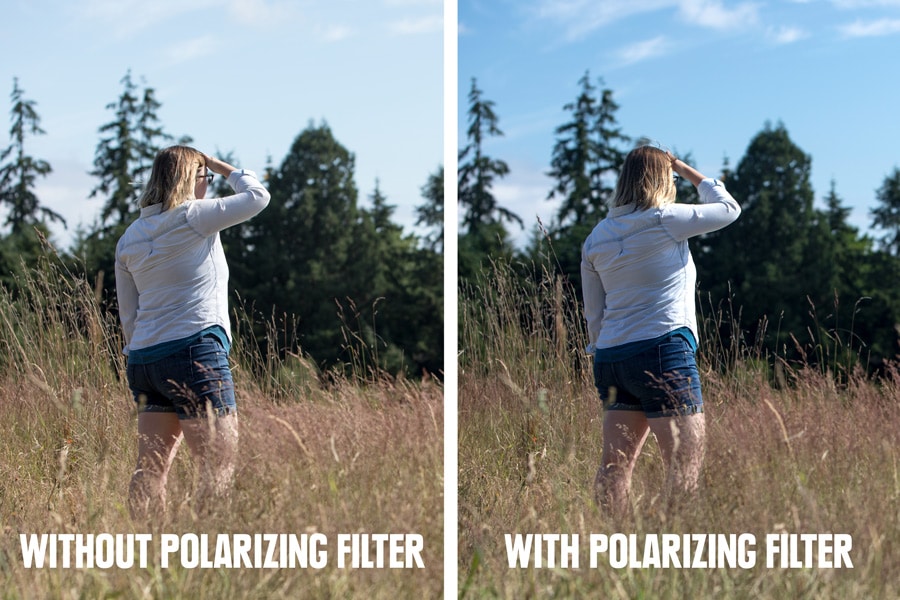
[197, 172, 214, 184]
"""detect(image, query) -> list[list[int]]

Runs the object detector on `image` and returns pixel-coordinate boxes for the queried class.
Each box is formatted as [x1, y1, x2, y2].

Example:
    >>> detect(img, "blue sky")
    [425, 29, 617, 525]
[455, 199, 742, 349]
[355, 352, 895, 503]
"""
[459, 0, 900, 247]
[0, 0, 442, 250]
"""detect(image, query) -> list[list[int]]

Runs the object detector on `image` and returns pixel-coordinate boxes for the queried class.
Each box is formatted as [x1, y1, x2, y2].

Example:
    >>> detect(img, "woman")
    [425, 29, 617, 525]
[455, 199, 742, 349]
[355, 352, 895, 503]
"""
[580, 145, 740, 516]
[115, 145, 270, 521]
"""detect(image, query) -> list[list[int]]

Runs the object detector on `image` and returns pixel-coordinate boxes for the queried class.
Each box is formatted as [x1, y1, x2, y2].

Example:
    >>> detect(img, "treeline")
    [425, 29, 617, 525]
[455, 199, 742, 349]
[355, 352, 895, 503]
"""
[0, 73, 443, 377]
[459, 72, 900, 375]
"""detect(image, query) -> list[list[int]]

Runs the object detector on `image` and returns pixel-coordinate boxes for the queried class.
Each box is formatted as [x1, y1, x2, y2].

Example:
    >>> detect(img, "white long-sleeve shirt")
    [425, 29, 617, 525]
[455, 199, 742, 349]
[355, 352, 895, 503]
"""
[580, 178, 741, 353]
[115, 169, 270, 355]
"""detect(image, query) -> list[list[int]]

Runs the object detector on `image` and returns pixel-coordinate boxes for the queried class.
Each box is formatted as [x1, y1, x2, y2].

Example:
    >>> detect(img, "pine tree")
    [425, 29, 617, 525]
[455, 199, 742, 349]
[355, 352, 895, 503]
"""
[354, 180, 442, 375]
[416, 165, 443, 252]
[458, 78, 520, 233]
[231, 122, 361, 367]
[458, 79, 519, 279]
[0, 78, 63, 234]
[698, 122, 820, 358]
[539, 72, 628, 286]
[547, 72, 628, 225]
[227, 123, 442, 374]
[547, 72, 600, 225]
[871, 167, 900, 257]
[88, 71, 173, 227]
[73, 71, 185, 301]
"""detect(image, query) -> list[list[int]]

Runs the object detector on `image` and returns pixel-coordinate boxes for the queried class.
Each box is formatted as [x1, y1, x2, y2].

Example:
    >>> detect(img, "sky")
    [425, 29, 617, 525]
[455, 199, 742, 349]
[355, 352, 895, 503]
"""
[458, 0, 900, 248]
[0, 0, 442, 250]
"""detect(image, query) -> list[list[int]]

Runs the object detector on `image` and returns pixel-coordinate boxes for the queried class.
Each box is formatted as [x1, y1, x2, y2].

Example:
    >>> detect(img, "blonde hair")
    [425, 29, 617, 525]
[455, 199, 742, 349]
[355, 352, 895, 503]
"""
[611, 145, 676, 211]
[139, 145, 205, 211]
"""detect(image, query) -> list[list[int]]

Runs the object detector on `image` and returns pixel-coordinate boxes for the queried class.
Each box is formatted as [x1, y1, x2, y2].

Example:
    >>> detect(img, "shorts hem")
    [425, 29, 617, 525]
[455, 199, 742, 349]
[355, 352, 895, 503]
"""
[177, 406, 238, 420]
[605, 403, 644, 412]
[138, 404, 177, 414]
[605, 403, 704, 418]
[646, 404, 704, 419]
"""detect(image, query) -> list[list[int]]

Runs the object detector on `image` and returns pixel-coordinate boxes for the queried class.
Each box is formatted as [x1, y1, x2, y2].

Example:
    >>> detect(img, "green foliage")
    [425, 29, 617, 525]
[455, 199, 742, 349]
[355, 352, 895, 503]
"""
[0, 223, 55, 291]
[88, 70, 175, 227]
[228, 122, 358, 369]
[458, 221, 516, 283]
[871, 167, 900, 256]
[532, 72, 630, 290]
[547, 71, 629, 226]
[0, 78, 62, 234]
[225, 123, 442, 376]
[416, 164, 444, 252]
[695, 122, 900, 371]
[458, 78, 521, 234]
[74, 71, 186, 305]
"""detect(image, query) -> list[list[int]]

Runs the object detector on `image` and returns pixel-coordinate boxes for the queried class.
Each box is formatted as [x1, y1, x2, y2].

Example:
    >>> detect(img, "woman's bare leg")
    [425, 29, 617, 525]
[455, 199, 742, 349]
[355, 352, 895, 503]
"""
[648, 413, 706, 503]
[596, 410, 650, 516]
[130, 412, 183, 522]
[180, 412, 239, 516]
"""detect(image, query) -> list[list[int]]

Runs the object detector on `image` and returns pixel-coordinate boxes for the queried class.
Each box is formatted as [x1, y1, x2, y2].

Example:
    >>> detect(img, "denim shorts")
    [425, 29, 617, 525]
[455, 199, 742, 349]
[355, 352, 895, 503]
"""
[593, 336, 703, 418]
[126, 335, 236, 420]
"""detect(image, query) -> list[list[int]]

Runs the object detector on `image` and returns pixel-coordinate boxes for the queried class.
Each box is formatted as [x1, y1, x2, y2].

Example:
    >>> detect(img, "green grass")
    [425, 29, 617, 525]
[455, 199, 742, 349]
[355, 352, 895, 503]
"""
[458, 261, 900, 599]
[0, 258, 443, 599]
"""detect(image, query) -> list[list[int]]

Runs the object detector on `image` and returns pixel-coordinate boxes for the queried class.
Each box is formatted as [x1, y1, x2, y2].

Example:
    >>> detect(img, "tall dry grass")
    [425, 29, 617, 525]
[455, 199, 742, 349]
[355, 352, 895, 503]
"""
[0, 256, 443, 599]
[458, 260, 900, 598]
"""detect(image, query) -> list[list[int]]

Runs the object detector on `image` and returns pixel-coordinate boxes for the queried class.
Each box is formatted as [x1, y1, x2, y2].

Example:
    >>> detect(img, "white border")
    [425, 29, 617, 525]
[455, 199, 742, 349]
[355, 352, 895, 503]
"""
[443, 0, 459, 597]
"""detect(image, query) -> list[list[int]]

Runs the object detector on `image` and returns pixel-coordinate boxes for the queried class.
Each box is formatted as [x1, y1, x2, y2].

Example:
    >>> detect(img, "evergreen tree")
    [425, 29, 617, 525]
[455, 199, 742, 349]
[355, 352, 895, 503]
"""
[416, 165, 443, 252]
[73, 71, 183, 301]
[230, 122, 362, 368]
[352, 180, 442, 375]
[538, 72, 628, 286]
[458, 78, 521, 233]
[0, 78, 63, 234]
[548, 71, 629, 226]
[0, 222, 54, 290]
[547, 72, 599, 225]
[228, 123, 442, 375]
[697, 122, 817, 355]
[458, 79, 519, 279]
[871, 167, 900, 256]
[88, 71, 173, 227]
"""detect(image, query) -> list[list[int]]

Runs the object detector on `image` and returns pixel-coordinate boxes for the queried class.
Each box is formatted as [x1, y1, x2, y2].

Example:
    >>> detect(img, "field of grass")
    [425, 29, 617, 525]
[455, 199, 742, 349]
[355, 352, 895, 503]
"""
[0, 260, 443, 599]
[458, 262, 900, 598]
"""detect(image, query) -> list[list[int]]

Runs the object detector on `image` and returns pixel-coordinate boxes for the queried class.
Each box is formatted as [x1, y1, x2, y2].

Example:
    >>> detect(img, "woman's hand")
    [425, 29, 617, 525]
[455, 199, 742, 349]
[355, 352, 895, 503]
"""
[667, 152, 705, 188]
[203, 154, 239, 177]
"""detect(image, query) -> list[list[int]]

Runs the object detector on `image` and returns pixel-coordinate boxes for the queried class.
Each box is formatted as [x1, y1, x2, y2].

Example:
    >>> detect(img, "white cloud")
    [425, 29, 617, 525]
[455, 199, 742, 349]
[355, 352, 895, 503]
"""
[164, 35, 219, 66]
[532, 0, 671, 42]
[384, 0, 442, 6]
[832, 0, 900, 7]
[80, 0, 217, 38]
[80, 0, 296, 36]
[226, 0, 297, 26]
[615, 35, 671, 65]
[676, 0, 759, 30]
[492, 174, 557, 249]
[767, 25, 809, 44]
[530, 0, 758, 42]
[840, 17, 900, 37]
[390, 15, 443, 35]
[318, 24, 355, 42]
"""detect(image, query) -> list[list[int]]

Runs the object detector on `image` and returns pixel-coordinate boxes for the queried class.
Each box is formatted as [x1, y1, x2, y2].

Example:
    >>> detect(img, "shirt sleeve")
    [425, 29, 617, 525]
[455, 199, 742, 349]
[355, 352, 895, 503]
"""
[662, 178, 741, 241]
[115, 256, 138, 354]
[580, 245, 606, 354]
[186, 169, 271, 237]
